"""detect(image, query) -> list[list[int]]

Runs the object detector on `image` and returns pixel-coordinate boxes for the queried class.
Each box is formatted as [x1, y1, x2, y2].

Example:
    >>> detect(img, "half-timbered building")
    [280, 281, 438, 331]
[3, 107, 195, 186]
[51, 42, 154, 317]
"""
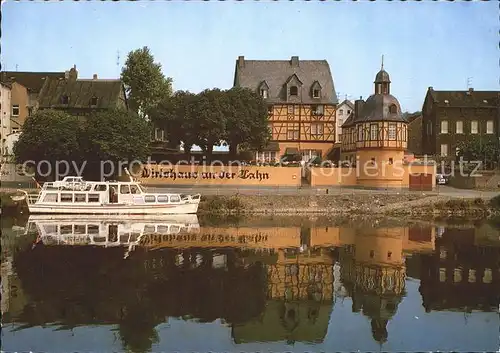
[233, 56, 338, 162]
[341, 65, 409, 187]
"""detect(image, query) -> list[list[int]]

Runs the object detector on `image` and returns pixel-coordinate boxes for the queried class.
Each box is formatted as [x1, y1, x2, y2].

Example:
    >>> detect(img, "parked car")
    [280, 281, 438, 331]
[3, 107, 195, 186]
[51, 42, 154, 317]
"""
[436, 174, 448, 185]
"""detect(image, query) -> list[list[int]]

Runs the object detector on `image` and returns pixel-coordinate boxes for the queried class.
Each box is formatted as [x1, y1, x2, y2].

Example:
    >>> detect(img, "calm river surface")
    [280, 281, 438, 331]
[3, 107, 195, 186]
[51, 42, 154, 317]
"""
[1, 214, 499, 353]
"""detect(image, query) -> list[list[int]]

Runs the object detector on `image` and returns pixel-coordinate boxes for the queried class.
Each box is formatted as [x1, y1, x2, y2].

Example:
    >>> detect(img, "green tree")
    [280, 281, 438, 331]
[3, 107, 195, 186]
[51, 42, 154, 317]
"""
[456, 137, 500, 169]
[13, 110, 84, 178]
[84, 109, 151, 165]
[150, 90, 198, 153]
[121, 46, 173, 119]
[225, 87, 270, 157]
[193, 89, 227, 158]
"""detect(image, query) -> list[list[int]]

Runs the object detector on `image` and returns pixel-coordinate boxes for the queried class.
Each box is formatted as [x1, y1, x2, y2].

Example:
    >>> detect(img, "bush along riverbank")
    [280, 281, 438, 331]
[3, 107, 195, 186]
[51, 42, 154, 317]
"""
[0, 192, 29, 216]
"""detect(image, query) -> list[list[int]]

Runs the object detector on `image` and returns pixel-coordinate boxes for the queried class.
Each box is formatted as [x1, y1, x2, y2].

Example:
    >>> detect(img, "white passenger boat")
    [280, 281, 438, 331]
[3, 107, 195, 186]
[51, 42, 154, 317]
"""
[13, 176, 201, 215]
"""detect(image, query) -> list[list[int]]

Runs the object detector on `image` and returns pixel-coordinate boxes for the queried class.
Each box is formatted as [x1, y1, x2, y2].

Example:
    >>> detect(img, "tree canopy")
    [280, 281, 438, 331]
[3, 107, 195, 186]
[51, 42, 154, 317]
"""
[14, 109, 151, 180]
[456, 137, 500, 169]
[121, 46, 173, 119]
[150, 87, 270, 158]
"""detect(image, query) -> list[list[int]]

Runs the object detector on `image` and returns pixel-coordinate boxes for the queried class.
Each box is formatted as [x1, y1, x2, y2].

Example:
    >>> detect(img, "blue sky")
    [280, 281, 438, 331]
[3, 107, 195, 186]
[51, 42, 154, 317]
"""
[2, 1, 498, 113]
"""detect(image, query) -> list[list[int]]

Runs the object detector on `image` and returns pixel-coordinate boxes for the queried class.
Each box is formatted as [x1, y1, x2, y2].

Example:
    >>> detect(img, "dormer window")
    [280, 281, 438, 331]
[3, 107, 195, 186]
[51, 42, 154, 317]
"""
[313, 89, 320, 98]
[90, 96, 98, 106]
[61, 94, 69, 104]
[290, 86, 298, 96]
[260, 89, 268, 99]
[389, 104, 397, 114]
[258, 81, 270, 100]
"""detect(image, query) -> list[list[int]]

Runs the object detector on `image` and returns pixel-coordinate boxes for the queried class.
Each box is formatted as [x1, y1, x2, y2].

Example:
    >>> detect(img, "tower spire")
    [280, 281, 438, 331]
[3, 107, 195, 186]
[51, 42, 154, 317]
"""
[381, 55, 384, 70]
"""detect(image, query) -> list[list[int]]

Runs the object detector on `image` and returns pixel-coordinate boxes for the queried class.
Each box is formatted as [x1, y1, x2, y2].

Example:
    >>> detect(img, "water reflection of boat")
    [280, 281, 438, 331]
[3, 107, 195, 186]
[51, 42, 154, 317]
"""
[26, 215, 200, 250]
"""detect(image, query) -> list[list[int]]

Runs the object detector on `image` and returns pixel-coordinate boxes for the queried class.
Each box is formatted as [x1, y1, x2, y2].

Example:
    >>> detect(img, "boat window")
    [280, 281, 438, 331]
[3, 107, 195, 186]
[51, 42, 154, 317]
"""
[74, 194, 86, 202]
[60, 225, 73, 235]
[170, 195, 181, 203]
[130, 185, 140, 194]
[94, 184, 107, 191]
[144, 225, 155, 233]
[61, 193, 73, 202]
[157, 225, 169, 233]
[170, 225, 181, 233]
[43, 193, 58, 202]
[74, 225, 86, 234]
[88, 194, 99, 202]
[88, 225, 99, 234]
[144, 195, 156, 203]
[120, 185, 131, 194]
[94, 237, 106, 243]
[120, 235, 130, 243]
[130, 233, 140, 242]
[43, 225, 58, 234]
[157, 195, 169, 203]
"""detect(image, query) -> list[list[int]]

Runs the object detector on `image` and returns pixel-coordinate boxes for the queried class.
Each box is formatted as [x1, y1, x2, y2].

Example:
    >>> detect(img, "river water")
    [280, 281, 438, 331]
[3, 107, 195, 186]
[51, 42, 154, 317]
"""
[1, 214, 499, 353]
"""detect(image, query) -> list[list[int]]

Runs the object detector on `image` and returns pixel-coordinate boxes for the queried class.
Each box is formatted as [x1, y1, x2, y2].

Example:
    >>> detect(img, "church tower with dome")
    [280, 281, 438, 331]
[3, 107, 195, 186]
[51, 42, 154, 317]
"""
[341, 59, 409, 188]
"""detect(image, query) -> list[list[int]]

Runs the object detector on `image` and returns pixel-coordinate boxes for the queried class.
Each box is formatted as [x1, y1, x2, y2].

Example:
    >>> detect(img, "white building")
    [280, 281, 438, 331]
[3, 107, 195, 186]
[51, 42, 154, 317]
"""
[0, 82, 12, 159]
[335, 99, 354, 143]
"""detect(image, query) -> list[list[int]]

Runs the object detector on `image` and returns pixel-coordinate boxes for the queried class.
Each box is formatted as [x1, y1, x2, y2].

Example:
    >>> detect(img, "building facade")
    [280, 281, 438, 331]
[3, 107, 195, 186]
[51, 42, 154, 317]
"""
[1, 70, 66, 130]
[233, 56, 338, 163]
[421, 87, 499, 159]
[1, 82, 12, 158]
[335, 99, 354, 143]
[407, 113, 423, 155]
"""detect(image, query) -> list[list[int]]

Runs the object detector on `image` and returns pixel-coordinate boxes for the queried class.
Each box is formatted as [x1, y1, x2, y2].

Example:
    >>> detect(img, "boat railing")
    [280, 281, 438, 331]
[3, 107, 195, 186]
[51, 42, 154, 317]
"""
[27, 193, 41, 205]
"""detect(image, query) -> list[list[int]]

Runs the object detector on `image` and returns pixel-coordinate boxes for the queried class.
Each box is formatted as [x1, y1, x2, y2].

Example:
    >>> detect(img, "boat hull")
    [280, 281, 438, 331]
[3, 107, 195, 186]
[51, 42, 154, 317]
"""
[28, 202, 199, 215]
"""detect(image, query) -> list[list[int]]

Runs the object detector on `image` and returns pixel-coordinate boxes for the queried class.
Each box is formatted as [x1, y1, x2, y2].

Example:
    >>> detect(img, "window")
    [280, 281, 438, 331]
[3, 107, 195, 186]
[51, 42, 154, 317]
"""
[347, 110, 351, 114]
[43, 193, 58, 202]
[28, 107, 33, 116]
[144, 195, 156, 203]
[287, 105, 294, 114]
[90, 96, 98, 106]
[389, 158, 393, 165]
[130, 185, 140, 194]
[287, 129, 299, 140]
[94, 184, 107, 191]
[61, 193, 73, 202]
[369, 250, 374, 258]
[157, 195, 169, 202]
[370, 124, 378, 140]
[170, 195, 181, 202]
[388, 123, 396, 140]
[74, 193, 86, 202]
[456, 120, 463, 134]
[60, 225, 73, 235]
[471, 120, 478, 134]
[260, 89, 268, 99]
[289, 86, 298, 96]
[387, 251, 392, 259]
[88, 194, 100, 202]
[267, 106, 273, 115]
[339, 109, 344, 116]
[440, 120, 448, 134]
[389, 104, 397, 114]
[440, 144, 448, 157]
[61, 95, 69, 104]
[313, 89, 320, 98]
[12, 105, 19, 116]
[257, 151, 277, 162]
[154, 128, 165, 141]
[486, 120, 494, 134]
[120, 185, 130, 194]
[311, 123, 324, 135]
[357, 125, 363, 141]
[312, 105, 324, 115]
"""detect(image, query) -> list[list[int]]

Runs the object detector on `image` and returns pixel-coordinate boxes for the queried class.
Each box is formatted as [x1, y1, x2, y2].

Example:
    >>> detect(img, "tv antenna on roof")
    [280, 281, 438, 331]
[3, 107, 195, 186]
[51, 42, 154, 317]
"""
[116, 50, 120, 73]
[466, 77, 472, 89]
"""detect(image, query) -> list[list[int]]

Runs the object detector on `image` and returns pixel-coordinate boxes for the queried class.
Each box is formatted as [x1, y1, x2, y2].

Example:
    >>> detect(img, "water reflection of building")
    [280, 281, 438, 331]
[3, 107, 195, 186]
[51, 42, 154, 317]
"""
[419, 227, 500, 312]
[338, 225, 435, 344]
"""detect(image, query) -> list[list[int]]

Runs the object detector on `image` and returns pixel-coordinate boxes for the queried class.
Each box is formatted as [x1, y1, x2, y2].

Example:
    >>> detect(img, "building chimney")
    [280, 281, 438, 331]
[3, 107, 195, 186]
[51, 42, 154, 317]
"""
[467, 87, 474, 95]
[93, 74, 98, 80]
[291, 56, 299, 67]
[238, 56, 245, 68]
[68, 65, 78, 81]
[354, 96, 364, 121]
